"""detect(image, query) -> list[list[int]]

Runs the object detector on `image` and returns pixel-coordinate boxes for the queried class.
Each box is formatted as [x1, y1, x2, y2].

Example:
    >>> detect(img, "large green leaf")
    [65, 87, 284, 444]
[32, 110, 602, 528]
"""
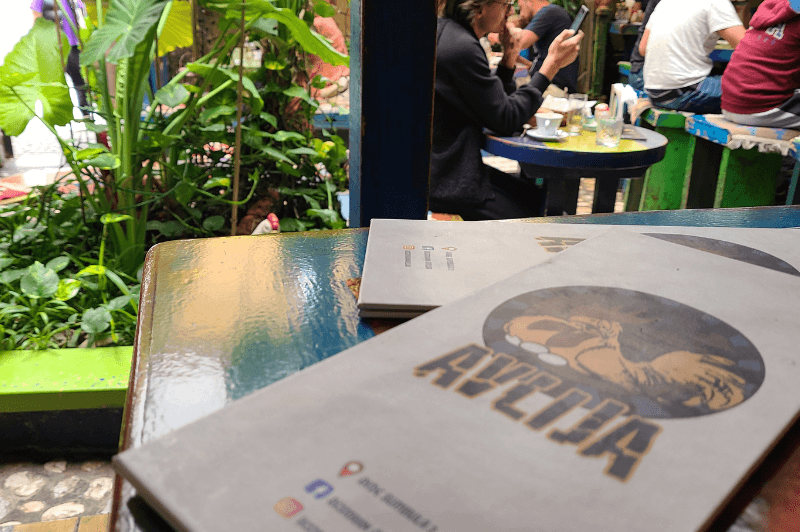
[0, 20, 74, 136]
[86, 0, 192, 56]
[81, 0, 169, 65]
[207, 0, 348, 66]
[155, 83, 190, 107]
[81, 307, 112, 334]
[155, 0, 194, 56]
[20, 262, 60, 299]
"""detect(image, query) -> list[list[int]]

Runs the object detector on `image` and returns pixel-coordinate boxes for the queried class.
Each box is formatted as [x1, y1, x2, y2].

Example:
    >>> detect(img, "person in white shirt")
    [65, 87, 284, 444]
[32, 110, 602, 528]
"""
[638, 0, 745, 113]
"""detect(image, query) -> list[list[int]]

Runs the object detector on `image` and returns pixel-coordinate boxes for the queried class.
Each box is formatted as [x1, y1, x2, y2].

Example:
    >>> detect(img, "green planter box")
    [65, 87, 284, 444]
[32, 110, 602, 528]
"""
[0, 346, 132, 413]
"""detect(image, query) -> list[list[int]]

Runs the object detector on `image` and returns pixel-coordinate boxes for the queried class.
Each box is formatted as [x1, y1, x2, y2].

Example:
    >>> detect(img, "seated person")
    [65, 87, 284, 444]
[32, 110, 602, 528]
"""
[627, 0, 661, 91]
[431, 0, 582, 221]
[515, 0, 579, 95]
[721, 0, 800, 129]
[639, 0, 745, 114]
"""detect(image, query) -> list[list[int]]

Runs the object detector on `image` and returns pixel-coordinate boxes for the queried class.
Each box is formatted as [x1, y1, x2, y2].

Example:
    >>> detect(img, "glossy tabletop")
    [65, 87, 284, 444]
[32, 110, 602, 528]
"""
[484, 126, 667, 214]
[112, 205, 800, 532]
[484, 126, 667, 175]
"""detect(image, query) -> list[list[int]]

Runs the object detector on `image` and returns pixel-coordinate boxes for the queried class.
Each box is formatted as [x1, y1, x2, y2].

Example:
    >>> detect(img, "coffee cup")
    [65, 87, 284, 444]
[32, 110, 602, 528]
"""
[534, 112, 563, 136]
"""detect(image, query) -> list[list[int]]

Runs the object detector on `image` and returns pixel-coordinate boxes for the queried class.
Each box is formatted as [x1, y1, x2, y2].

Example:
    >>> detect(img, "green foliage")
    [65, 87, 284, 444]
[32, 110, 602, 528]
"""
[81, 0, 169, 64]
[0, 0, 351, 348]
[0, 189, 140, 350]
[0, 19, 73, 136]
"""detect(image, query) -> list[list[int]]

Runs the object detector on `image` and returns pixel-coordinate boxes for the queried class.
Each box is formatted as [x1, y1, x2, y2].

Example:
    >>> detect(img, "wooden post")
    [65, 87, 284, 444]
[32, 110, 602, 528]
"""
[348, 0, 436, 227]
[590, 6, 614, 99]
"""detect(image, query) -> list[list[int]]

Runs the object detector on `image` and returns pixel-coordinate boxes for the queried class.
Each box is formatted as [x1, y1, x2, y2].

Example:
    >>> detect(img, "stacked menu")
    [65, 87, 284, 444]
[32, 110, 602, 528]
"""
[357, 218, 800, 317]
[114, 227, 800, 532]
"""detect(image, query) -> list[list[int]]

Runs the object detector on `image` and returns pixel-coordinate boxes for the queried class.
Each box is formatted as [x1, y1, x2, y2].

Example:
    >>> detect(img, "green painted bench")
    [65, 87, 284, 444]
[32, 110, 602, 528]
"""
[685, 115, 800, 208]
[617, 61, 631, 84]
[789, 137, 800, 204]
[627, 107, 697, 211]
[0, 346, 132, 412]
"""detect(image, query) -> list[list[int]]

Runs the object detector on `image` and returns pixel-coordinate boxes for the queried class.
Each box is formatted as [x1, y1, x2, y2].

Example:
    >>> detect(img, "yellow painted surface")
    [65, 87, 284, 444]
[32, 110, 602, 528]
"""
[13, 518, 78, 532]
[77, 514, 110, 532]
[10, 515, 108, 532]
[537, 131, 646, 152]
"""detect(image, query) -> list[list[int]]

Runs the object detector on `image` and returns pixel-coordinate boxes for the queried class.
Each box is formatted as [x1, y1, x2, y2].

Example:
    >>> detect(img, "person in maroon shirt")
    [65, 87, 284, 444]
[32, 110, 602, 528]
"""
[721, 0, 800, 128]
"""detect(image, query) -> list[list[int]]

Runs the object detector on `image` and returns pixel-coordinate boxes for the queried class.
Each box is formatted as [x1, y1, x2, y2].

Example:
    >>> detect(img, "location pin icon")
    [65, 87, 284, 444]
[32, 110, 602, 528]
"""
[339, 461, 363, 477]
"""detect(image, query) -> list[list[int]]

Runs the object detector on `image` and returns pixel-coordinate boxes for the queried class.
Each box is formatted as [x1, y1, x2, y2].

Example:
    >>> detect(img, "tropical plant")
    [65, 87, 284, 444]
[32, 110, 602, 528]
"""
[0, 186, 140, 350]
[0, 0, 350, 278]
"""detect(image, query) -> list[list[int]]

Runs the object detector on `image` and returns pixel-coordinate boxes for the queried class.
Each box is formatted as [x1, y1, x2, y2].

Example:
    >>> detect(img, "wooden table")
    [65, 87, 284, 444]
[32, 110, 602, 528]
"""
[483, 125, 667, 215]
[110, 205, 800, 532]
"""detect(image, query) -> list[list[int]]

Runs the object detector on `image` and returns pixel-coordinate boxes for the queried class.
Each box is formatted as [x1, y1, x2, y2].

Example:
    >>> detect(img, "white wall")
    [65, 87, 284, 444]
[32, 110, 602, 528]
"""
[1, 2, 35, 66]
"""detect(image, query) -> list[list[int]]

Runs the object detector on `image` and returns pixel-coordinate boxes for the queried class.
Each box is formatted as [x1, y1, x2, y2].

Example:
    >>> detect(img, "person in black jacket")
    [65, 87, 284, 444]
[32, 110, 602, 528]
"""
[431, 0, 582, 220]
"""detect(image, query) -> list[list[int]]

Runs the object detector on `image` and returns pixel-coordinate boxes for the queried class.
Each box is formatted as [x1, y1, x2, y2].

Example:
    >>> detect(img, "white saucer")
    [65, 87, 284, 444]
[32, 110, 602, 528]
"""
[526, 129, 568, 142]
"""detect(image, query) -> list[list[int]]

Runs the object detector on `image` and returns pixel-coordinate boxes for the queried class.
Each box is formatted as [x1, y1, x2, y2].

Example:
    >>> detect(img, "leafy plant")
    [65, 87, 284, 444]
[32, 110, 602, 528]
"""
[0, 187, 140, 350]
[0, 0, 351, 348]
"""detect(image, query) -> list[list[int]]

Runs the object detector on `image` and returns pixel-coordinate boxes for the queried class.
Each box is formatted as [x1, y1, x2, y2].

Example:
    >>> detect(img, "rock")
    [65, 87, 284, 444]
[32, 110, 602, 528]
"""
[21, 501, 45, 513]
[4, 471, 29, 488]
[4, 471, 46, 497]
[0, 522, 21, 527]
[83, 477, 113, 500]
[0, 496, 9, 520]
[54, 476, 82, 498]
[80, 461, 106, 472]
[44, 460, 67, 474]
[41, 502, 85, 521]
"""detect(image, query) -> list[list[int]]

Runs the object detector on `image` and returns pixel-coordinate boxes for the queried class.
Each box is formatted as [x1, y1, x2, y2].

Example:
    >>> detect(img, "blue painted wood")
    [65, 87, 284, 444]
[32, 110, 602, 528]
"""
[313, 112, 350, 130]
[685, 115, 731, 145]
[348, 0, 435, 227]
[483, 127, 667, 171]
[535, 205, 800, 227]
[348, 0, 363, 227]
[709, 48, 733, 62]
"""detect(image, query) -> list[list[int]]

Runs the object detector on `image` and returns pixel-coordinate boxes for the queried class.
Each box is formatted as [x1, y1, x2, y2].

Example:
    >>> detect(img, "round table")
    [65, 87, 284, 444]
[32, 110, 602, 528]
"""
[483, 125, 668, 215]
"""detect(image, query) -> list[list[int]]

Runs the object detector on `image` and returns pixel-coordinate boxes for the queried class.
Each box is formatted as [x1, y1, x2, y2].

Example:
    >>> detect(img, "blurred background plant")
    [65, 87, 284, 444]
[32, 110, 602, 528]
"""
[0, 0, 349, 348]
[0, 188, 139, 350]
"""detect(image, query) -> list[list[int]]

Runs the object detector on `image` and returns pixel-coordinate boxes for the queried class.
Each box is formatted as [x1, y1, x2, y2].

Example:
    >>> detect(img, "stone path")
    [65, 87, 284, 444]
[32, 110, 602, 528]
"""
[0, 458, 113, 527]
[1, 118, 93, 185]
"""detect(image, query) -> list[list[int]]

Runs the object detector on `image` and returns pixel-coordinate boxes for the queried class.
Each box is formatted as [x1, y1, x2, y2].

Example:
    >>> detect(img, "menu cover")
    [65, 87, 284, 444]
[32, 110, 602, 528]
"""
[357, 218, 800, 317]
[114, 230, 800, 532]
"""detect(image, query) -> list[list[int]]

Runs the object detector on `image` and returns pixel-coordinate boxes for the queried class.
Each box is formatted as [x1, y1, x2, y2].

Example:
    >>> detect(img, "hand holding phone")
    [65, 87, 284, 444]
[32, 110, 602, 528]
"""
[569, 5, 589, 33]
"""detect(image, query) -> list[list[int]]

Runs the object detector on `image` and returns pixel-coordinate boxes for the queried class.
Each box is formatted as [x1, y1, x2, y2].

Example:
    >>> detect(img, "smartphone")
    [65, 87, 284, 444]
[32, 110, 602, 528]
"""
[569, 5, 589, 33]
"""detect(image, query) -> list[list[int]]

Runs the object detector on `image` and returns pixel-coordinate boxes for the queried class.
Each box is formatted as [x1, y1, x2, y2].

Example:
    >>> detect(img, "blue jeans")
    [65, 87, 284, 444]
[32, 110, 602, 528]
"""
[628, 69, 644, 91]
[647, 76, 722, 115]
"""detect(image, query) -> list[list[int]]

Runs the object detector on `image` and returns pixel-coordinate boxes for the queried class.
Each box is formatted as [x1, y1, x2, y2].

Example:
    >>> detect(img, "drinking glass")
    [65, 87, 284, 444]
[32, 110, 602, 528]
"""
[566, 93, 588, 136]
[595, 116, 624, 147]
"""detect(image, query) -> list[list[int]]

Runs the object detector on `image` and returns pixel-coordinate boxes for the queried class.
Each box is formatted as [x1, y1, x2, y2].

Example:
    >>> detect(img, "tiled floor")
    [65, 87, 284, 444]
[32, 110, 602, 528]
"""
[0, 457, 114, 528]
